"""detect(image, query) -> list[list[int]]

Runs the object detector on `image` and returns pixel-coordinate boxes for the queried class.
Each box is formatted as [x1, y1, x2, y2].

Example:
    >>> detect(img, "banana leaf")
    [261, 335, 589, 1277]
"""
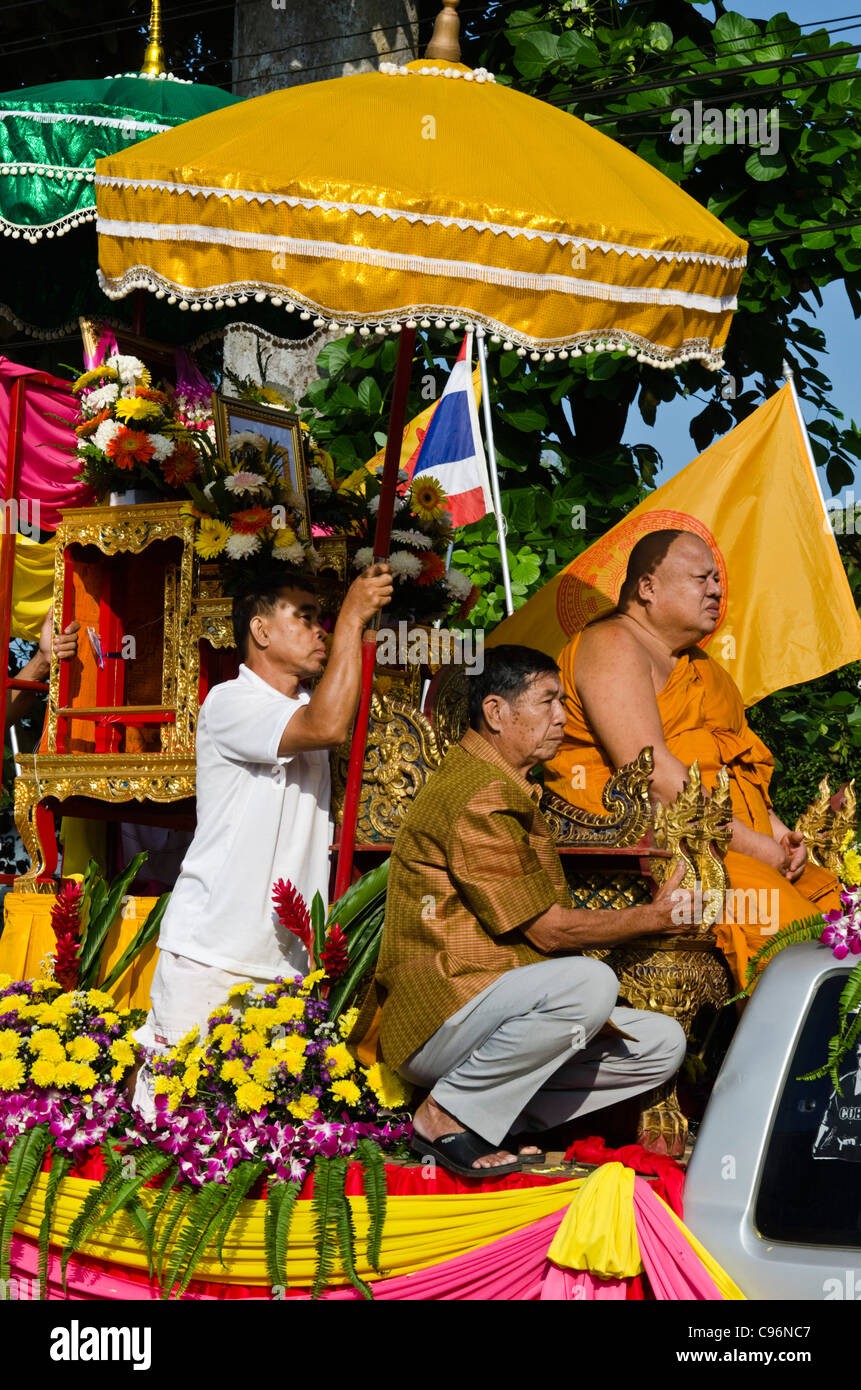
[327, 859, 389, 934]
[78, 851, 148, 986]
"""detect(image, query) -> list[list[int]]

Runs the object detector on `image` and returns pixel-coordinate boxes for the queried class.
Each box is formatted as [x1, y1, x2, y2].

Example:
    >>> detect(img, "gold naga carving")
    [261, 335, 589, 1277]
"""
[540, 748, 654, 849]
[647, 761, 733, 936]
[795, 776, 857, 877]
[331, 694, 445, 843]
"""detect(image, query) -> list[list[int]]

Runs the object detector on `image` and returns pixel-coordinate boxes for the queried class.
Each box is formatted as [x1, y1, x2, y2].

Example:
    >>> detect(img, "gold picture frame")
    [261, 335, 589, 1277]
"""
[213, 394, 310, 539]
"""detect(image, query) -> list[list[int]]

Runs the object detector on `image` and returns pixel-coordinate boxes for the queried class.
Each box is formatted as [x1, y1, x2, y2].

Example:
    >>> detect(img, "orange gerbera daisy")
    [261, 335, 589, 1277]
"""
[415, 552, 446, 586]
[105, 427, 155, 469]
[231, 505, 272, 534]
[135, 386, 169, 404]
[75, 408, 111, 438]
[162, 440, 200, 487]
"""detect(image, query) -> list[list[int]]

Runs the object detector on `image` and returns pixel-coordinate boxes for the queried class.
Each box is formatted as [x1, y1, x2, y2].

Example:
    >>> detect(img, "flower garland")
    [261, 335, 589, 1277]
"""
[73, 353, 211, 499]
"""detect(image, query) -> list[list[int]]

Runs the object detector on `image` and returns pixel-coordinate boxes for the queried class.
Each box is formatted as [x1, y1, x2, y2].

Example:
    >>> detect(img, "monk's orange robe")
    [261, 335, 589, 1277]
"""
[544, 630, 843, 986]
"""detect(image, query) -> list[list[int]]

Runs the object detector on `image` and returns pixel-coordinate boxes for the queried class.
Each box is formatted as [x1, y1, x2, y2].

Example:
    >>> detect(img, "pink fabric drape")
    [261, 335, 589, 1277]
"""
[0, 357, 94, 531]
[632, 1177, 725, 1300]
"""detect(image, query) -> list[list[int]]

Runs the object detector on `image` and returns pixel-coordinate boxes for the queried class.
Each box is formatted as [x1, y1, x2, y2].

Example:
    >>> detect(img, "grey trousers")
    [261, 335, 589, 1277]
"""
[399, 957, 687, 1148]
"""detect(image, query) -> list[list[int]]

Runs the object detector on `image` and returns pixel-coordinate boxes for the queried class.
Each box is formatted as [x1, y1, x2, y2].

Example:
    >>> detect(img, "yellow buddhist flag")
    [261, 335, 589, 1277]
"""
[489, 383, 861, 706]
[1, 533, 55, 641]
[340, 367, 482, 495]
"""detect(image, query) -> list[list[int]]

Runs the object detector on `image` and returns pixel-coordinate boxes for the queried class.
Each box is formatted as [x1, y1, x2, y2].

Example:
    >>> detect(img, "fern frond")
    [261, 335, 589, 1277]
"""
[728, 914, 826, 1002]
[271, 1178, 302, 1289]
[213, 1161, 267, 1268]
[0, 1124, 50, 1287]
[144, 1163, 178, 1277]
[837, 961, 861, 1034]
[310, 1155, 342, 1299]
[161, 1182, 230, 1300]
[264, 1181, 288, 1290]
[36, 1150, 72, 1299]
[356, 1138, 387, 1273]
[155, 1186, 193, 1283]
[334, 1183, 372, 1301]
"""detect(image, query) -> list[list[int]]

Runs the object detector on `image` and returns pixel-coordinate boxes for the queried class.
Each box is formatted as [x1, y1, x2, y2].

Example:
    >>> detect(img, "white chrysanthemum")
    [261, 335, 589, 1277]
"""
[82, 382, 119, 411]
[148, 432, 174, 462]
[225, 532, 263, 560]
[107, 353, 146, 384]
[445, 567, 473, 600]
[92, 418, 122, 454]
[307, 466, 332, 494]
[228, 430, 267, 451]
[389, 550, 423, 580]
[224, 471, 267, 494]
[272, 540, 307, 564]
[391, 528, 433, 549]
[352, 546, 374, 569]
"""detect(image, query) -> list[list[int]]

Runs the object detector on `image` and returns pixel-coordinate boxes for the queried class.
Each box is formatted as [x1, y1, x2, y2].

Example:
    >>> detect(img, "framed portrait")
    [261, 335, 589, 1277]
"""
[213, 394, 310, 539]
[78, 317, 177, 384]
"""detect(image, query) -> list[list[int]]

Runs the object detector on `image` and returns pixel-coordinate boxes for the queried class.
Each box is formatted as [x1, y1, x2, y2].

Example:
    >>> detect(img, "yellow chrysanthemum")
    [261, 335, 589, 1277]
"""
[329, 1078, 361, 1107]
[0, 975, 11, 990]
[250, 1054, 279, 1086]
[272, 525, 299, 550]
[34, 1004, 65, 1027]
[287, 1093, 319, 1121]
[228, 983, 255, 1002]
[153, 1076, 174, 1096]
[324, 1043, 355, 1079]
[0, 1057, 25, 1090]
[115, 396, 162, 422]
[410, 475, 448, 521]
[843, 847, 861, 887]
[54, 1060, 81, 1089]
[73, 1064, 98, 1090]
[100, 1012, 119, 1027]
[109, 1040, 135, 1069]
[194, 519, 231, 560]
[30, 1058, 58, 1087]
[28, 1029, 65, 1061]
[363, 1061, 412, 1109]
[110, 1063, 125, 1082]
[29, 979, 61, 994]
[68, 1036, 100, 1063]
[298, 970, 326, 996]
[244, 1006, 282, 1031]
[235, 1080, 273, 1113]
[51, 993, 77, 1014]
[72, 365, 119, 393]
[0, 1028, 22, 1058]
[240, 1031, 267, 1057]
[208, 1005, 233, 1021]
[182, 1065, 201, 1096]
[0, 993, 30, 1012]
[221, 1058, 247, 1083]
[275, 996, 305, 1020]
[211, 1024, 239, 1052]
[338, 1007, 359, 1040]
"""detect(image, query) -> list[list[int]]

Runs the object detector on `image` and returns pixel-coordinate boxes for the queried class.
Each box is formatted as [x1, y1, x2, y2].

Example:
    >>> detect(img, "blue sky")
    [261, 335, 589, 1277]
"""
[643, 1, 859, 498]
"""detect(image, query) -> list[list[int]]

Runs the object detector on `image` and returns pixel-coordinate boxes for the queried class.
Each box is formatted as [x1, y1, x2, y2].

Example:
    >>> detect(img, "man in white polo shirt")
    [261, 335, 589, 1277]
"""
[132, 563, 392, 1119]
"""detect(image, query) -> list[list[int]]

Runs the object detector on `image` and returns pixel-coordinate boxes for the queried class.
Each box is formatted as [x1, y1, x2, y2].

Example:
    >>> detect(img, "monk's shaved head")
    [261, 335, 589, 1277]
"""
[615, 528, 721, 645]
[617, 530, 688, 611]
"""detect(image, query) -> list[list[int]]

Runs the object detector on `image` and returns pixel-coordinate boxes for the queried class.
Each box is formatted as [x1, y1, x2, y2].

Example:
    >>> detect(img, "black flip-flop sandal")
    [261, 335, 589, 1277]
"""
[410, 1128, 522, 1178]
[503, 1131, 547, 1166]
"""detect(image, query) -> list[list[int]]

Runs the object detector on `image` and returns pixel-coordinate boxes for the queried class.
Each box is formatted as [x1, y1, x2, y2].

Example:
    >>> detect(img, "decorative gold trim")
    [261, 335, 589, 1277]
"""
[541, 749, 654, 849]
[212, 393, 310, 539]
[53, 500, 196, 557]
[648, 762, 732, 936]
[331, 693, 444, 841]
[795, 777, 857, 877]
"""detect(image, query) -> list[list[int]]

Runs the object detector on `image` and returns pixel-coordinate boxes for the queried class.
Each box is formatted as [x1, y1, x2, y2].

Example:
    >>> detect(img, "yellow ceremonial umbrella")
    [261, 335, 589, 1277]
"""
[93, 8, 748, 894]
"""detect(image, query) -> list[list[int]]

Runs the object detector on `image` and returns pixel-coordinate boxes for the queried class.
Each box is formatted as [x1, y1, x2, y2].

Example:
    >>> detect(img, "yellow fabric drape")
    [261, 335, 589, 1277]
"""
[0, 893, 159, 1010]
[661, 1196, 746, 1301]
[2, 533, 55, 641]
[16, 1172, 584, 1285]
[547, 1163, 642, 1277]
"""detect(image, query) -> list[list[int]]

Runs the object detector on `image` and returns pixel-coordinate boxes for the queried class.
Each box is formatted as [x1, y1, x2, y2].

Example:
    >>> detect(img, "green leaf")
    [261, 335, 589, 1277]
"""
[504, 407, 547, 432]
[213, 1161, 267, 1267]
[37, 1150, 72, 1299]
[644, 22, 673, 52]
[357, 1137, 387, 1274]
[311, 890, 327, 967]
[78, 851, 148, 986]
[99, 893, 170, 992]
[745, 150, 787, 182]
[557, 30, 600, 66]
[0, 1125, 50, 1286]
[327, 859, 389, 933]
[310, 1155, 345, 1298]
[357, 377, 383, 415]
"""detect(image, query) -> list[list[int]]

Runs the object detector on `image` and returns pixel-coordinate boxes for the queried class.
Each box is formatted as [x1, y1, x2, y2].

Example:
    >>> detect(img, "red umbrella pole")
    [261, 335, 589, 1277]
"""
[333, 325, 416, 899]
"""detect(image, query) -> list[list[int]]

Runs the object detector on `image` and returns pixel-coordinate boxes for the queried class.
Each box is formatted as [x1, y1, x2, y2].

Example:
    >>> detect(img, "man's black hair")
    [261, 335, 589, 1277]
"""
[467, 644, 559, 730]
[232, 572, 318, 659]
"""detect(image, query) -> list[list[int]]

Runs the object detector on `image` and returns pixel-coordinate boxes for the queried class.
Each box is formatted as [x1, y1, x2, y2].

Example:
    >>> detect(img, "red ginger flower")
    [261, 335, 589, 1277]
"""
[272, 879, 313, 954]
[50, 880, 83, 991]
[321, 923, 349, 979]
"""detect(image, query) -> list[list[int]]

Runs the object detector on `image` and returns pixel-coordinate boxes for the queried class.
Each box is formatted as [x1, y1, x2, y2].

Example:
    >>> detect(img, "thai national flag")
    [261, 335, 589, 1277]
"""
[406, 332, 492, 528]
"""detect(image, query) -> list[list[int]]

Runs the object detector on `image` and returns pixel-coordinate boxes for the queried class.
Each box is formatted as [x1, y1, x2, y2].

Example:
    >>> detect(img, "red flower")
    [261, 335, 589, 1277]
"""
[272, 879, 313, 953]
[415, 552, 446, 587]
[320, 923, 349, 979]
[50, 880, 83, 991]
[106, 426, 155, 469]
[232, 505, 272, 534]
[162, 440, 200, 487]
[136, 386, 169, 404]
[75, 407, 111, 438]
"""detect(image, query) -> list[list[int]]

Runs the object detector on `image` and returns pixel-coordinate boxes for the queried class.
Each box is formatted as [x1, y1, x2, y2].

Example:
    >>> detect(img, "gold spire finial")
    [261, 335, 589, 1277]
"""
[141, 0, 166, 75]
[425, 0, 461, 62]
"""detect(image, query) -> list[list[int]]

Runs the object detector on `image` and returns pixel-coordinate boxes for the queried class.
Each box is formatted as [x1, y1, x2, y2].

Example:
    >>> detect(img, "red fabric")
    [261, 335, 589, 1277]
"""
[563, 1136, 686, 1217]
[0, 357, 94, 531]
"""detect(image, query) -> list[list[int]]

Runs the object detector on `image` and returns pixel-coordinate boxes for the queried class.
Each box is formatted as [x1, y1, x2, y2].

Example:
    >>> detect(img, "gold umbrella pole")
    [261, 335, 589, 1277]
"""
[425, 0, 461, 62]
[141, 0, 166, 75]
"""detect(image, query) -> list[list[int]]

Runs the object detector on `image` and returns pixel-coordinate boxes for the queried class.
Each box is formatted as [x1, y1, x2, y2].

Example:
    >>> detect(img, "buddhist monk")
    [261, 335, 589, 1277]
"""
[543, 529, 843, 987]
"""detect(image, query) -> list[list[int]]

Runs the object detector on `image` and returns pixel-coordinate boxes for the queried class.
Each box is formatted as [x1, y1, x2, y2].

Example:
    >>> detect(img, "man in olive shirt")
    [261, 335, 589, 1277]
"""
[361, 645, 688, 1177]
